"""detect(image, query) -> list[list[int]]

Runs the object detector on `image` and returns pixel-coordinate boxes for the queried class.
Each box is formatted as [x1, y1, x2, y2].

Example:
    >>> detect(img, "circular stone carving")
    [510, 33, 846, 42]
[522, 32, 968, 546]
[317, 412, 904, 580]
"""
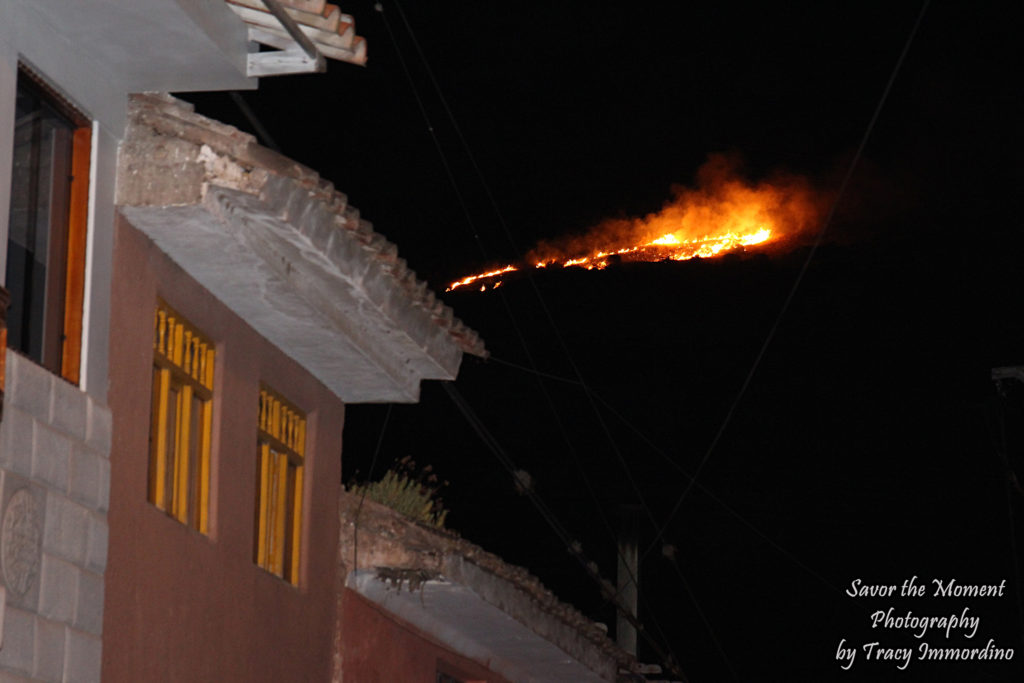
[2, 488, 42, 596]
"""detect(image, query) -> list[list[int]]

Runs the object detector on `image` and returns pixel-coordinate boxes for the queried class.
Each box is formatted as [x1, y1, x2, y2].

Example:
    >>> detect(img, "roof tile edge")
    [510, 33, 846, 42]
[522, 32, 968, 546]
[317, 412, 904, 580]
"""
[339, 491, 638, 677]
[122, 93, 486, 359]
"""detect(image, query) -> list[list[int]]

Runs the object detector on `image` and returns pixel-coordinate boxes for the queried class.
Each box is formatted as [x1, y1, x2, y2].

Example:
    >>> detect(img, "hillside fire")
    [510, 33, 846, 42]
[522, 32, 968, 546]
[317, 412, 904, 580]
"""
[447, 154, 825, 292]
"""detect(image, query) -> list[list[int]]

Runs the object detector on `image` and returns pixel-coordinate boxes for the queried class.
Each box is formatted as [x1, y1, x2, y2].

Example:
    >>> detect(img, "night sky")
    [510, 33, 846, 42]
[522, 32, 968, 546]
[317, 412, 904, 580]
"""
[183, 2, 1024, 680]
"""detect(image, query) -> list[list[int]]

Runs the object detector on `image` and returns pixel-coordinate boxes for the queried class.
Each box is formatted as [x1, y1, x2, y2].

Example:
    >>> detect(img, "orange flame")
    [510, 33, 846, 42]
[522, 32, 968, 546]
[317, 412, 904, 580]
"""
[446, 265, 517, 292]
[448, 154, 825, 291]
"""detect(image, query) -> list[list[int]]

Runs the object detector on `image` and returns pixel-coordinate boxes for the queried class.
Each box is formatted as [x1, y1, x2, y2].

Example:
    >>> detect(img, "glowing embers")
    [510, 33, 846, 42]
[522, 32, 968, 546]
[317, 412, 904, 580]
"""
[445, 154, 824, 293]
[530, 226, 775, 272]
[448, 223, 777, 291]
[446, 265, 517, 292]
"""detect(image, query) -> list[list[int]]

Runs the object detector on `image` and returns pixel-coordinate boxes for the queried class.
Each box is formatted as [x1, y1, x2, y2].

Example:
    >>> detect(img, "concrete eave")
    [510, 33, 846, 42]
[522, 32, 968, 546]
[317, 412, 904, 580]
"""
[11, 0, 253, 95]
[116, 94, 485, 403]
[348, 568, 610, 683]
[340, 493, 637, 681]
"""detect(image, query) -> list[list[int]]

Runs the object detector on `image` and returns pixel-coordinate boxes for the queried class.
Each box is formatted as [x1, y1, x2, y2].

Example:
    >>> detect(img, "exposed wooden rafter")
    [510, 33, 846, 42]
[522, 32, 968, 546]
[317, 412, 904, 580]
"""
[227, 0, 366, 76]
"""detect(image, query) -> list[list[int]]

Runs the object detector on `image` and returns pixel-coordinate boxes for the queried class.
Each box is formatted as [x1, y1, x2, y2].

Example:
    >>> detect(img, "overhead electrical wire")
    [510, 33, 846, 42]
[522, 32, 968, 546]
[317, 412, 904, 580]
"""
[639, 0, 933, 567]
[223, 42, 681, 667]
[229, 92, 282, 152]
[375, 0, 683, 668]
[665, 554, 739, 682]
[351, 404, 393, 583]
[441, 381, 688, 681]
[377, 2, 932, 675]
[385, 0, 665, 543]
[379, 3, 679, 647]
[486, 352, 859, 600]
[226, 1, 953, 676]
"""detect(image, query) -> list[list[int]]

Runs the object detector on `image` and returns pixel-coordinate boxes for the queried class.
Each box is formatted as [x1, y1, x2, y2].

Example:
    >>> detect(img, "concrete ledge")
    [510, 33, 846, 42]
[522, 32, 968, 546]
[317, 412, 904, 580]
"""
[340, 492, 635, 681]
[348, 570, 608, 683]
[117, 94, 485, 403]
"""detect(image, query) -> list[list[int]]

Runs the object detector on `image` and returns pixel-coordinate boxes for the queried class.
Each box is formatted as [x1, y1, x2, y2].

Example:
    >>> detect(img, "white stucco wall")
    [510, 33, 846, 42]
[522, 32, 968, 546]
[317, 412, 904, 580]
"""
[0, 0, 253, 401]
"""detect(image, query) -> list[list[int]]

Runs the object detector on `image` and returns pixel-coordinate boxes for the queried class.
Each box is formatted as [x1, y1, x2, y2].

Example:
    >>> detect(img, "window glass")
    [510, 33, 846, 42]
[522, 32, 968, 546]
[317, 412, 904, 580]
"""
[5, 67, 90, 382]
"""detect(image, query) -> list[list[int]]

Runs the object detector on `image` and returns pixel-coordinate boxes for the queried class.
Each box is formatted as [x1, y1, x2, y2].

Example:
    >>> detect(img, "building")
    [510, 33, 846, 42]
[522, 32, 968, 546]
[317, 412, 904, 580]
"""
[1, 2, 633, 681]
[0, 0, 253, 678]
[104, 89, 482, 682]
[337, 491, 639, 682]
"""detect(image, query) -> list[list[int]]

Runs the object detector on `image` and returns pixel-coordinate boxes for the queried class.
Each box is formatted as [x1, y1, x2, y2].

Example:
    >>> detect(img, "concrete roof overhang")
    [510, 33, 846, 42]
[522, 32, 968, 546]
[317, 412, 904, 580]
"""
[117, 94, 485, 403]
[11, 0, 254, 95]
[348, 568, 610, 683]
[338, 493, 633, 681]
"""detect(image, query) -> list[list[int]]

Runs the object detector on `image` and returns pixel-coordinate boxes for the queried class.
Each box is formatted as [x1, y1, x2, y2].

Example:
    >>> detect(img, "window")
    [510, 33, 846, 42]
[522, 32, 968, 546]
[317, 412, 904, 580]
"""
[149, 302, 214, 533]
[5, 65, 90, 383]
[254, 386, 305, 585]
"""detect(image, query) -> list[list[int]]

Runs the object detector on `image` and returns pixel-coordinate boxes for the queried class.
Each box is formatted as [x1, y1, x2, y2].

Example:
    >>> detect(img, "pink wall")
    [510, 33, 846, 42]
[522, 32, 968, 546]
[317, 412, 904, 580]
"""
[104, 217, 345, 681]
[341, 589, 507, 683]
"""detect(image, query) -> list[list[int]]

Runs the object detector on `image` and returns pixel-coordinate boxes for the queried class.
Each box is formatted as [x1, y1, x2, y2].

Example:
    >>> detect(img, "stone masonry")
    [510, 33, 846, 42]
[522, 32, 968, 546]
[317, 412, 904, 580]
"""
[0, 351, 111, 683]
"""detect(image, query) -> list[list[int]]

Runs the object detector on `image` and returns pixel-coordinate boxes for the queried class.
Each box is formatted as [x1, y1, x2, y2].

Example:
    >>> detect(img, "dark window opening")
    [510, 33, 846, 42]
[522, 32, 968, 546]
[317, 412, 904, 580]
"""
[5, 65, 90, 382]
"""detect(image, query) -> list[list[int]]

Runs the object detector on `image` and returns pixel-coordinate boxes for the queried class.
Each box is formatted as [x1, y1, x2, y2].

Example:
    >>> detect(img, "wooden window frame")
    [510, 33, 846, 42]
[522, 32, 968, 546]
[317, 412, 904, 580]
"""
[5, 64, 90, 384]
[149, 301, 215, 533]
[255, 385, 306, 585]
[0, 286, 9, 423]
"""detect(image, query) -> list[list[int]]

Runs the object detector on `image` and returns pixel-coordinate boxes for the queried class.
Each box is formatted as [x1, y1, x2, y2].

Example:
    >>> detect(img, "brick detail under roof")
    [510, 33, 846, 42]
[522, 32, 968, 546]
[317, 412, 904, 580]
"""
[226, 0, 367, 65]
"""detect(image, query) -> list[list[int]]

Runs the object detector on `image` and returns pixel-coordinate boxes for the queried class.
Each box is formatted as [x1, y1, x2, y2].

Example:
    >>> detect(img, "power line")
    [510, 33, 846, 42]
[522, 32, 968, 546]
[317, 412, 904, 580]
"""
[387, 0, 666, 571]
[665, 554, 739, 682]
[486, 352, 859, 601]
[352, 404, 393, 579]
[640, 0, 933, 567]
[229, 92, 282, 153]
[483, 355, 584, 386]
[441, 381, 688, 681]
[223, 21, 675, 658]
[377, 1, 681, 663]
[585, 385, 853, 598]
[373, 2, 485, 250]
[380, 1, 929, 670]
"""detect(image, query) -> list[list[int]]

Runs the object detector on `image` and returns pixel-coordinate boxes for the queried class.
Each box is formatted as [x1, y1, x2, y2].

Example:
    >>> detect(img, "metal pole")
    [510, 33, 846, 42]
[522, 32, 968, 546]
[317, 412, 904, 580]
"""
[617, 504, 640, 655]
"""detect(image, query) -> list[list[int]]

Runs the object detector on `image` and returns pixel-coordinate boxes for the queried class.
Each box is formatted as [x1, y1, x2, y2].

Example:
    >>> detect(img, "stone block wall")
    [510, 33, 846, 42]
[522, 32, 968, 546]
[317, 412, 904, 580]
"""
[0, 351, 110, 683]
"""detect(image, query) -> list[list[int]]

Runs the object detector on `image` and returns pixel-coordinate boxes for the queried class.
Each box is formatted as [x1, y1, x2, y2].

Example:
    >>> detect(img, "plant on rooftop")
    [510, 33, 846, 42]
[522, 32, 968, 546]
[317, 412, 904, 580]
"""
[349, 456, 449, 528]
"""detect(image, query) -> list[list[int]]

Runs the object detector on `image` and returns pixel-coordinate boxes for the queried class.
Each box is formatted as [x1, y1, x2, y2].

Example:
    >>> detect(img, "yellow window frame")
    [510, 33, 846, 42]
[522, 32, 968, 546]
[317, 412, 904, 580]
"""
[255, 385, 306, 585]
[149, 301, 214, 533]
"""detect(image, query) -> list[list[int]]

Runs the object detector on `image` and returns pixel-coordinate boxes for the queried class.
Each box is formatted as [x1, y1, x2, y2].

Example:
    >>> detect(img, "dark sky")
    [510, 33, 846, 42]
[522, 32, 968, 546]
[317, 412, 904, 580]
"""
[184, 2, 1024, 680]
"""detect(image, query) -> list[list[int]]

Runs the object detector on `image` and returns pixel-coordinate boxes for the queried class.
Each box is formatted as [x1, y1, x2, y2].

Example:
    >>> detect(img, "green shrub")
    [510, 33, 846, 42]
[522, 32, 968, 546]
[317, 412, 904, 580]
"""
[349, 457, 449, 528]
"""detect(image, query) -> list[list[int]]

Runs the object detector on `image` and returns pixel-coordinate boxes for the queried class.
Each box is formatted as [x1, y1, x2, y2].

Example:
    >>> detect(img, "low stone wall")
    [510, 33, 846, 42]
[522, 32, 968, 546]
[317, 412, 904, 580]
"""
[0, 351, 111, 683]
